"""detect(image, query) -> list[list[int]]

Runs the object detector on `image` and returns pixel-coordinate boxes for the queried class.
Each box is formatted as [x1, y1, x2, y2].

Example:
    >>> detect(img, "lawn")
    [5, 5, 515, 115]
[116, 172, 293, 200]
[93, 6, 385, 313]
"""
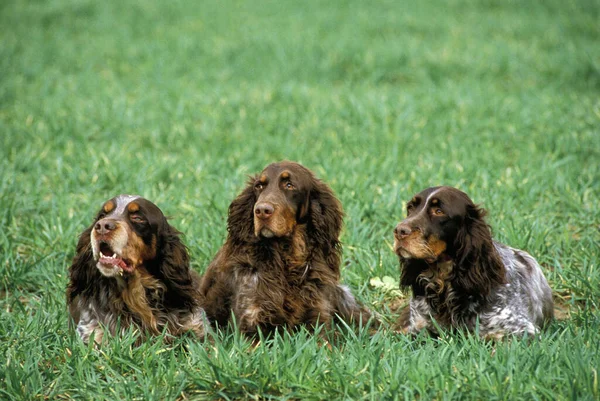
[1, 0, 599, 399]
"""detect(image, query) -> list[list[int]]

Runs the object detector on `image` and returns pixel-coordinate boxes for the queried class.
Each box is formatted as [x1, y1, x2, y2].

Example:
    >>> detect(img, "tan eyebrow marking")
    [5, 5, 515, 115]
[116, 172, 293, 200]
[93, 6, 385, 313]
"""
[127, 202, 140, 213]
[431, 198, 439, 205]
[259, 174, 268, 183]
[281, 171, 290, 179]
[103, 200, 115, 213]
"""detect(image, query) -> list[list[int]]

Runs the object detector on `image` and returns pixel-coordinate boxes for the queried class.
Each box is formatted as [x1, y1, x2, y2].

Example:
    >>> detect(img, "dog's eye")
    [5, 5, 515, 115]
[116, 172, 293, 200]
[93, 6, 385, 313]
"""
[285, 182, 294, 190]
[432, 208, 445, 216]
[255, 183, 264, 190]
[130, 214, 146, 223]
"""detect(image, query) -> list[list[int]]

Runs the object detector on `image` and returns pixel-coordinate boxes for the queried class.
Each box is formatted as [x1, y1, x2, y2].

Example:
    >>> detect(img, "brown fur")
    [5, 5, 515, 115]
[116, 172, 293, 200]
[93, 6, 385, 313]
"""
[104, 200, 115, 213]
[200, 161, 372, 336]
[67, 195, 206, 343]
[393, 187, 553, 338]
[120, 268, 166, 334]
[395, 186, 506, 329]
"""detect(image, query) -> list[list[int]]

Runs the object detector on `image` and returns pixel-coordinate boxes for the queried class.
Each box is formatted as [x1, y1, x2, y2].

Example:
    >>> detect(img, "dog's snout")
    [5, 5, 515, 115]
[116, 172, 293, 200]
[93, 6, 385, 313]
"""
[254, 203, 274, 220]
[95, 218, 117, 235]
[394, 223, 412, 238]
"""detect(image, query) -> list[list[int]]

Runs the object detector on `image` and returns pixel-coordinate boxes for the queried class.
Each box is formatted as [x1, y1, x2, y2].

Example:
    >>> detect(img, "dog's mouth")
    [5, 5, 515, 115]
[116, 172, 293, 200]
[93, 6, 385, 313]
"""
[394, 239, 434, 263]
[395, 241, 444, 264]
[97, 242, 133, 273]
[259, 228, 275, 238]
[254, 212, 296, 239]
[394, 237, 410, 257]
[254, 219, 279, 238]
[395, 244, 413, 260]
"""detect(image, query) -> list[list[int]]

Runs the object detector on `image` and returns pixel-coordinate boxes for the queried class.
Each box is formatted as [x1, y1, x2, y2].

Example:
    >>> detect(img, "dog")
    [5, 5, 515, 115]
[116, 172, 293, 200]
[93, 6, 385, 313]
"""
[200, 161, 372, 336]
[67, 195, 205, 343]
[393, 186, 553, 338]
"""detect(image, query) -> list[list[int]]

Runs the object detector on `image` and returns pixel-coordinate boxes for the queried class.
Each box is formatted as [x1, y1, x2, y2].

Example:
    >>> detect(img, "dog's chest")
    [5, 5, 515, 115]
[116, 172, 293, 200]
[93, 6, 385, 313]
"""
[417, 260, 456, 320]
[235, 268, 309, 325]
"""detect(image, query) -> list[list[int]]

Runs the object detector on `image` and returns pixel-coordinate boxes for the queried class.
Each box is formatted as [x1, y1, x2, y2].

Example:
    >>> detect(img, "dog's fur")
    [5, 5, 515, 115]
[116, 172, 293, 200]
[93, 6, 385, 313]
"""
[394, 186, 553, 338]
[67, 195, 205, 343]
[200, 161, 371, 335]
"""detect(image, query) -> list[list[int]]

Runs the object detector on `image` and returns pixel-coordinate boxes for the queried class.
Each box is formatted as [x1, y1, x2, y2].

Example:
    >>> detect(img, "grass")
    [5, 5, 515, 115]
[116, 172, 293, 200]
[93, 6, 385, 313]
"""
[1, 0, 599, 399]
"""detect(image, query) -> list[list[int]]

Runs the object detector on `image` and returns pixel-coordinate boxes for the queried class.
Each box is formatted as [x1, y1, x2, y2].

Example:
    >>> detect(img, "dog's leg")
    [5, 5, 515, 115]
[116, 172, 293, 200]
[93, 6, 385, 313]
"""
[398, 297, 432, 335]
[331, 285, 377, 328]
[77, 309, 104, 344]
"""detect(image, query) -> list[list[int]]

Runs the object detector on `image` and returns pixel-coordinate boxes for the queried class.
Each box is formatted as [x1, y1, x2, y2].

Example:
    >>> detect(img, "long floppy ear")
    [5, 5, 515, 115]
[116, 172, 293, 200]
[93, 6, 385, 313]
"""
[66, 226, 98, 303]
[453, 203, 505, 297]
[307, 179, 344, 275]
[227, 178, 257, 244]
[155, 221, 198, 308]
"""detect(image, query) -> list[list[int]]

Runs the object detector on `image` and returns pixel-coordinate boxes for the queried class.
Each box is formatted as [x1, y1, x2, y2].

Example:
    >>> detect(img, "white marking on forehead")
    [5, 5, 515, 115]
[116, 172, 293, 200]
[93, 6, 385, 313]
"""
[424, 188, 443, 206]
[411, 187, 443, 219]
[110, 194, 141, 216]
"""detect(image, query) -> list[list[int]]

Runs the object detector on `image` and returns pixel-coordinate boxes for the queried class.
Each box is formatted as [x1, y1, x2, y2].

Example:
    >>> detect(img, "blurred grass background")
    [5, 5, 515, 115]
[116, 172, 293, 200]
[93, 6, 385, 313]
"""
[1, 0, 599, 399]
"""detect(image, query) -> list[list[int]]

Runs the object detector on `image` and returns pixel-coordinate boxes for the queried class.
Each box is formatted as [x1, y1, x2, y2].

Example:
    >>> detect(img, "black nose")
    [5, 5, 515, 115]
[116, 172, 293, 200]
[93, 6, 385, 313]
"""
[95, 218, 117, 235]
[394, 223, 412, 238]
[254, 203, 274, 219]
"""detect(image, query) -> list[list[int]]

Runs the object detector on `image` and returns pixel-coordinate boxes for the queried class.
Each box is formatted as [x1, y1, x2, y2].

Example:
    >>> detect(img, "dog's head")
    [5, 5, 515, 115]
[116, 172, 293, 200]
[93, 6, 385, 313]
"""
[88, 195, 168, 277]
[250, 161, 319, 238]
[394, 186, 505, 293]
[394, 186, 471, 263]
[227, 161, 343, 243]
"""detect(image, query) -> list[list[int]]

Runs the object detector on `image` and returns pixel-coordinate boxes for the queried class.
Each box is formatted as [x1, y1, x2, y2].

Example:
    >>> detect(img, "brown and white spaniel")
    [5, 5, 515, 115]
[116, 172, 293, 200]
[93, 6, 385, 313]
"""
[200, 161, 372, 336]
[67, 195, 205, 343]
[394, 186, 553, 338]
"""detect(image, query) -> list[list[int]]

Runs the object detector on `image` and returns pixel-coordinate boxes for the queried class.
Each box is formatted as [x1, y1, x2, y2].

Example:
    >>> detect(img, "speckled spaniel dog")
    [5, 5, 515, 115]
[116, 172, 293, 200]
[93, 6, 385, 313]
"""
[393, 186, 553, 339]
[200, 161, 372, 336]
[67, 195, 205, 343]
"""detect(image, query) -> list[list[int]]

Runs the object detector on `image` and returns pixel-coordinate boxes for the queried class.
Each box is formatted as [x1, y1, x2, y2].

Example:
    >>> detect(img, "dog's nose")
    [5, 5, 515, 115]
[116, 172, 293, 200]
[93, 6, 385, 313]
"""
[394, 223, 412, 238]
[95, 218, 117, 235]
[254, 203, 274, 220]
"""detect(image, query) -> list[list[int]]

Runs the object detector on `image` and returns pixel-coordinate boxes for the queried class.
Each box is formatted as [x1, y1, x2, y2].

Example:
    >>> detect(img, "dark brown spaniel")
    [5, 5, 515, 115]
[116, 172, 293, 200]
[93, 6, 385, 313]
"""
[394, 186, 553, 339]
[67, 195, 206, 343]
[200, 161, 371, 336]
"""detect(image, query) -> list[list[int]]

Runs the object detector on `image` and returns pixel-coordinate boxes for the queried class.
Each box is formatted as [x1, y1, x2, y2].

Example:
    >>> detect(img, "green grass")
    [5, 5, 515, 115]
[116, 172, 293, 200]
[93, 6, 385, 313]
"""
[1, 0, 599, 399]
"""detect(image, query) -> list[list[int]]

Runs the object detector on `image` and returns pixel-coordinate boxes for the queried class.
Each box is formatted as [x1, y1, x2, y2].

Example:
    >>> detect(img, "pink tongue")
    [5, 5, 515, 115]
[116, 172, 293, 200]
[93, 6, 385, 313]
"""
[99, 256, 130, 271]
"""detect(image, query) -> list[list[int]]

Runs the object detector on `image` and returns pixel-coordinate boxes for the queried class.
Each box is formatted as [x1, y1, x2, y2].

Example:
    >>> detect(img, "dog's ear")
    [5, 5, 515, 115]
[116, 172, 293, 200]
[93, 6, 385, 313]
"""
[66, 226, 98, 303]
[307, 179, 344, 275]
[227, 177, 258, 243]
[453, 203, 505, 297]
[297, 191, 311, 222]
[155, 219, 198, 307]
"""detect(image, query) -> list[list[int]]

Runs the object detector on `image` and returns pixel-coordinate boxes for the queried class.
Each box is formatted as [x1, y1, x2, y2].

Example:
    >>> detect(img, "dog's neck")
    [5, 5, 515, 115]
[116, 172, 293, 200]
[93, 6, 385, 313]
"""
[250, 225, 311, 284]
[120, 267, 165, 333]
[414, 257, 454, 295]
[409, 257, 487, 325]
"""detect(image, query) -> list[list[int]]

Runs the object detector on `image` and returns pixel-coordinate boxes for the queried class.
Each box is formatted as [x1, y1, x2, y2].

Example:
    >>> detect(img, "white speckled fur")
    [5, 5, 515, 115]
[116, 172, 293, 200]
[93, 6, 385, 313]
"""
[405, 242, 553, 337]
